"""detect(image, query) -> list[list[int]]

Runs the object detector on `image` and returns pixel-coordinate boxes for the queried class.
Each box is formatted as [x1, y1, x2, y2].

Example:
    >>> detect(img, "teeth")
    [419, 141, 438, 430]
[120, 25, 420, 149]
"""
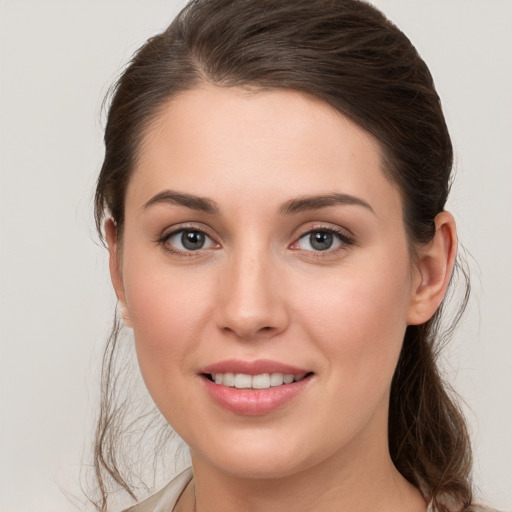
[283, 374, 294, 384]
[234, 373, 252, 389]
[252, 374, 270, 389]
[222, 373, 235, 386]
[270, 373, 284, 386]
[210, 372, 307, 389]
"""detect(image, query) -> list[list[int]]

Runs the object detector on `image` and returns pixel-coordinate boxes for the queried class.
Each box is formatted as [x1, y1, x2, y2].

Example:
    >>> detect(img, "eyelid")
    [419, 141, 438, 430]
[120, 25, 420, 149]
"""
[158, 223, 221, 255]
[156, 222, 354, 257]
[289, 224, 355, 252]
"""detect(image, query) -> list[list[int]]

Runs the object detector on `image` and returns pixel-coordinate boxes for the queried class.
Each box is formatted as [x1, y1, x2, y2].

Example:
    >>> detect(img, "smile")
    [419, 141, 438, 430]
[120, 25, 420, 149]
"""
[207, 372, 308, 389]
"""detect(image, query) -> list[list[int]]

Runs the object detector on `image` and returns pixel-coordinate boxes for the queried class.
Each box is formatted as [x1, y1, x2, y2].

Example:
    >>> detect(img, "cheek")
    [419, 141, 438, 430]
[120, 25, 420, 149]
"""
[121, 256, 214, 388]
[296, 254, 412, 385]
[285, 258, 413, 454]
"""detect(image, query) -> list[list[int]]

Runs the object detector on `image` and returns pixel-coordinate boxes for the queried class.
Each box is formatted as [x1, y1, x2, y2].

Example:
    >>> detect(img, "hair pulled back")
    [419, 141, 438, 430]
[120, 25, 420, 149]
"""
[93, 1, 472, 511]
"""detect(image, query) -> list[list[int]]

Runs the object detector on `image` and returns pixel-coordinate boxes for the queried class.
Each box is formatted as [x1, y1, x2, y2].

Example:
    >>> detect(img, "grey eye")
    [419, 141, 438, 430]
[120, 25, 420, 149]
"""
[166, 229, 215, 252]
[297, 230, 342, 252]
[310, 231, 334, 251]
[181, 230, 206, 250]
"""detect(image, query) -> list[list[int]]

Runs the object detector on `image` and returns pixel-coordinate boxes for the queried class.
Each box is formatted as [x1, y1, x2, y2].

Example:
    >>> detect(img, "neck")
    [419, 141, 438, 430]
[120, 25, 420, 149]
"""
[187, 460, 424, 512]
[177, 410, 426, 512]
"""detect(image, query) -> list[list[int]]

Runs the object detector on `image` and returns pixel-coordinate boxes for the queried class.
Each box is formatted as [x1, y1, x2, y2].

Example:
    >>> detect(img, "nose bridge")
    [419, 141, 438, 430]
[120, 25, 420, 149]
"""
[216, 241, 287, 339]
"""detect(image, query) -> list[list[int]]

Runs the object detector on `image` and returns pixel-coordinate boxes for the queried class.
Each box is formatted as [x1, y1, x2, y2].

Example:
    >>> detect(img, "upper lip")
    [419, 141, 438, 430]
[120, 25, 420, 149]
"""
[200, 359, 311, 376]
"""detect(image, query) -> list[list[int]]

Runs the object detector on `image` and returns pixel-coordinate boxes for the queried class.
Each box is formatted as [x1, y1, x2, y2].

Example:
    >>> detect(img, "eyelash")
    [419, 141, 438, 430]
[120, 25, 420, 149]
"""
[157, 225, 219, 258]
[291, 226, 355, 256]
[157, 225, 355, 258]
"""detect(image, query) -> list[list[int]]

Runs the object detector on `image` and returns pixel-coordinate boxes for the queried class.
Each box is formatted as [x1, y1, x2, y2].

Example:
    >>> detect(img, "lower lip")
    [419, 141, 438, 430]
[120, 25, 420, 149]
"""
[200, 375, 312, 415]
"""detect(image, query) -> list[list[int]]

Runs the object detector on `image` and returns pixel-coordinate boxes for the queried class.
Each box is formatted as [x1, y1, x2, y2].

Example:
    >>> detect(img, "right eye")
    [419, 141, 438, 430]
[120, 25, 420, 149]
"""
[163, 228, 218, 253]
[296, 229, 343, 252]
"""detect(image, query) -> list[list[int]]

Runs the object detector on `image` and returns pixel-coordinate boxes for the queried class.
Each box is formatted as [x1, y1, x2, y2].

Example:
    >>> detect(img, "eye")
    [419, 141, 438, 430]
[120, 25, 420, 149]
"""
[293, 228, 353, 252]
[164, 229, 217, 252]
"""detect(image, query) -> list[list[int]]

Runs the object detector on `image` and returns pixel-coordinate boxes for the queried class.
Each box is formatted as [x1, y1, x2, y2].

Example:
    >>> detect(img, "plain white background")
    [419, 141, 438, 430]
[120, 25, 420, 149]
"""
[0, 1, 511, 510]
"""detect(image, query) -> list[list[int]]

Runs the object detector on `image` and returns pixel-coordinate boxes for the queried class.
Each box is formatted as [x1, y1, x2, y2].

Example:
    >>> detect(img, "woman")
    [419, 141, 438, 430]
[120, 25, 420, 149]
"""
[92, 1, 494, 511]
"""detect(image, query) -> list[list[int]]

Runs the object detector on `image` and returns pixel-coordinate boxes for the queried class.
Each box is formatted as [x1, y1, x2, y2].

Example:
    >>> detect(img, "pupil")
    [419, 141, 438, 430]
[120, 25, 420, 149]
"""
[182, 231, 204, 250]
[310, 231, 333, 251]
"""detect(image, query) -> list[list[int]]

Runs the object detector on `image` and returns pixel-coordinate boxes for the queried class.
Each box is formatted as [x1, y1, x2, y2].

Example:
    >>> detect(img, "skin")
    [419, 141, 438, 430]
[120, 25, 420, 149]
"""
[106, 85, 457, 512]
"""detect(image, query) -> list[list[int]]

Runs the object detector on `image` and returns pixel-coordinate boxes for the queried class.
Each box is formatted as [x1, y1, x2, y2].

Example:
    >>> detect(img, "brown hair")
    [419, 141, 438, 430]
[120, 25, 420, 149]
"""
[92, 0, 473, 510]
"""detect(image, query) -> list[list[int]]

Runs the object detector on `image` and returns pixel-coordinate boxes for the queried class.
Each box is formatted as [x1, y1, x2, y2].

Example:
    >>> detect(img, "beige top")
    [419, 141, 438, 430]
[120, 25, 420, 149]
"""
[123, 468, 193, 512]
[123, 467, 498, 512]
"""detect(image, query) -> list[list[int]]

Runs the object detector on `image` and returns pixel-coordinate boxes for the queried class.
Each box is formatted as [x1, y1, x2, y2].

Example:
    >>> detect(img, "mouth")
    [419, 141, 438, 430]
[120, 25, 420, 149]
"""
[203, 372, 312, 389]
[198, 360, 314, 414]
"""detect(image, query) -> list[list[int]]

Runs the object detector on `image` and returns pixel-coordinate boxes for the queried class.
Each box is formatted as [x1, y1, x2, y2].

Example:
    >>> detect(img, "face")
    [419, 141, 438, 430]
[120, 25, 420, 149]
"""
[110, 85, 427, 480]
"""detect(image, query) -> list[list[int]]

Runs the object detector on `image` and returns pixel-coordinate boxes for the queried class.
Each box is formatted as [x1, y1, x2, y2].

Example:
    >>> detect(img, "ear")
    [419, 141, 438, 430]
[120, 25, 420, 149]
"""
[407, 212, 457, 325]
[105, 218, 132, 328]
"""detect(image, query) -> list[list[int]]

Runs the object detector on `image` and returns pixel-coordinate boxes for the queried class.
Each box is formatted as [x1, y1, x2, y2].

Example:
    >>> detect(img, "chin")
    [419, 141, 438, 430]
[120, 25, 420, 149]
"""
[188, 427, 339, 481]
[209, 454, 312, 480]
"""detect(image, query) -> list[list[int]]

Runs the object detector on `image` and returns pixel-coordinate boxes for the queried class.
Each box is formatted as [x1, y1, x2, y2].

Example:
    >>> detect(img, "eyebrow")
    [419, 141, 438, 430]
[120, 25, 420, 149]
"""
[143, 190, 219, 214]
[279, 193, 374, 215]
[142, 190, 374, 216]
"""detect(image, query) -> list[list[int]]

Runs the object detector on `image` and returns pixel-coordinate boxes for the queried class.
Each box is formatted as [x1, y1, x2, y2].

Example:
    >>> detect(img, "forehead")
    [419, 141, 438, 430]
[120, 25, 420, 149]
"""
[128, 85, 402, 219]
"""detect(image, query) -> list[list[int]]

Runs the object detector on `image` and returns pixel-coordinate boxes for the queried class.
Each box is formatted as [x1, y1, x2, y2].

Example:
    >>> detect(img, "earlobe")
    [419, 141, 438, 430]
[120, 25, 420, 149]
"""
[407, 212, 457, 325]
[105, 219, 132, 328]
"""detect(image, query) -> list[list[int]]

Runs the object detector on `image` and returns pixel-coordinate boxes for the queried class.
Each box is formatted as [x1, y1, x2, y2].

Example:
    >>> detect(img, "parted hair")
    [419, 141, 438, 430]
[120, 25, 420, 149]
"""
[93, 1, 473, 511]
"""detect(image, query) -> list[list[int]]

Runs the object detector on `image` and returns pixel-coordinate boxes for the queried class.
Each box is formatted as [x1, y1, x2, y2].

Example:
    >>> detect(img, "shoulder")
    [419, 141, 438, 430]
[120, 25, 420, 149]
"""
[123, 467, 193, 512]
[426, 501, 503, 512]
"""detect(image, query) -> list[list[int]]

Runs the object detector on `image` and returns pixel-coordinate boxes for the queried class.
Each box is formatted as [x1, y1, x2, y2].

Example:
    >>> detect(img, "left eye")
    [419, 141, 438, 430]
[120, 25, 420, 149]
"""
[296, 230, 344, 252]
[165, 229, 216, 252]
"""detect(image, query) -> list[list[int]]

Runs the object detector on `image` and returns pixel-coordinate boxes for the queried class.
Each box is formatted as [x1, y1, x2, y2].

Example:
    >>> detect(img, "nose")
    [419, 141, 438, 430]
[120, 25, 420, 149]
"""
[215, 248, 289, 341]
